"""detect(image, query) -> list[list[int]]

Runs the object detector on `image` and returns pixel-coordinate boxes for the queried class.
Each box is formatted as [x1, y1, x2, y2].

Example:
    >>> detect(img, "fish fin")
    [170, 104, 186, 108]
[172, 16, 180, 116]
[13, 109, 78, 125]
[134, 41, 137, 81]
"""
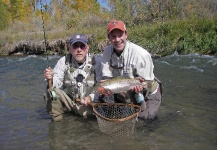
[141, 80, 157, 92]
[141, 81, 148, 88]
[120, 91, 127, 97]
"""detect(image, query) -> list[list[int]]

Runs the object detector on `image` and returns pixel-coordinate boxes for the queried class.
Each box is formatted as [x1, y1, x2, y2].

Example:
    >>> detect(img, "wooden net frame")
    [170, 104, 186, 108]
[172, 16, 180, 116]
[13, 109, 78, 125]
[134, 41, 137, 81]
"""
[92, 103, 141, 137]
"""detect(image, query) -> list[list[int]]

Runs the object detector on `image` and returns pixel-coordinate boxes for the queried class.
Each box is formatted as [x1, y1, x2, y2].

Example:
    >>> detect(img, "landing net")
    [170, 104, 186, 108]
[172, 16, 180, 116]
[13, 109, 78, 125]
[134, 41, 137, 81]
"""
[92, 103, 141, 137]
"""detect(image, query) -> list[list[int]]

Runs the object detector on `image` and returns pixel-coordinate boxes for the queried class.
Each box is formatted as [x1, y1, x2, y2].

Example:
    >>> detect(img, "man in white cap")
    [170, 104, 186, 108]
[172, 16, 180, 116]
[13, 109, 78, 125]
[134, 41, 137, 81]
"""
[101, 20, 163, 121]
[44, 34, 101, 121]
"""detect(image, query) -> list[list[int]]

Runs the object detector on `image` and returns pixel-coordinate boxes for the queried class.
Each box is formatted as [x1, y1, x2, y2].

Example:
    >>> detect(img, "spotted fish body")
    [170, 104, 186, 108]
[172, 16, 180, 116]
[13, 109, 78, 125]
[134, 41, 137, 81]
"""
[91, 77, 152, 94]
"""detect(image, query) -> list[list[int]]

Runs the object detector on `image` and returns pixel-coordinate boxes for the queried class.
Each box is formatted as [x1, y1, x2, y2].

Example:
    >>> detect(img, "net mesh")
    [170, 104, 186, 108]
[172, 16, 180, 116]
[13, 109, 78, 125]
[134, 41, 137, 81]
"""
[92, 103, 141, 137]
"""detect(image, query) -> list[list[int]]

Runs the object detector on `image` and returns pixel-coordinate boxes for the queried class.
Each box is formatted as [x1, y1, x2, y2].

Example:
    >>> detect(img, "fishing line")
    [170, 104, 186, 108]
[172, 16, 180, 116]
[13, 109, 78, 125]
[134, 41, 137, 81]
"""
[40, 0, 48, 67]
[40, 0, 52, 92]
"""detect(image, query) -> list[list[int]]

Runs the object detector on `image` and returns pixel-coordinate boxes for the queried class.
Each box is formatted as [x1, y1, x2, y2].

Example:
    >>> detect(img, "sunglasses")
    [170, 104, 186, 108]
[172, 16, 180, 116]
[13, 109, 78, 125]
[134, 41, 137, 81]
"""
[72, 43, 87, 51]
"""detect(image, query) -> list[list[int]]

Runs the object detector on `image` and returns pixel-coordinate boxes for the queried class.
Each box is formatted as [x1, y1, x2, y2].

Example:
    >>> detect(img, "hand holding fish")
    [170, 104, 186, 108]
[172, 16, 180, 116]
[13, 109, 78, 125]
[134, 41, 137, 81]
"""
[80, 96, 92, 106]
[91, 77, 152, 95]
[130, 77, 145, 93]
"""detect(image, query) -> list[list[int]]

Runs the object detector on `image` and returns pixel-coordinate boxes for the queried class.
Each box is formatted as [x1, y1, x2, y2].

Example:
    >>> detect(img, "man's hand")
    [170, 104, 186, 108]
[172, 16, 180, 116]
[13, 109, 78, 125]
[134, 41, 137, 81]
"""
[135, 77, 145, 82]
[131, 77, 145, 93]
[80, 96, 92, 106]
[44, 67, 54, 80]
[131, 85, 143, 93]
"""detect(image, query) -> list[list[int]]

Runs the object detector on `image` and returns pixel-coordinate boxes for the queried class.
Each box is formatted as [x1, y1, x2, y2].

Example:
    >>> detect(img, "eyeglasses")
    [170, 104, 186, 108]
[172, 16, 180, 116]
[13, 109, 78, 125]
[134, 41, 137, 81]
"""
[72, 43, 87, 51]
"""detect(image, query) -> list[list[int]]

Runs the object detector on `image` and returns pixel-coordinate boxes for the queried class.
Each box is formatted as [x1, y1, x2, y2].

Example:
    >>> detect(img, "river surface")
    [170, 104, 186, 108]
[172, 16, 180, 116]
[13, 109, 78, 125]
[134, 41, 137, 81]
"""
[0, 54, 216, 150]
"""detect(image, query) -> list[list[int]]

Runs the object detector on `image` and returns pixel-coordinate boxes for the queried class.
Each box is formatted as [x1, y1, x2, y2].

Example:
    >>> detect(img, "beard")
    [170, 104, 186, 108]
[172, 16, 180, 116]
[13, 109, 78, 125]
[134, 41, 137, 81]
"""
[74, 55, 86, 63]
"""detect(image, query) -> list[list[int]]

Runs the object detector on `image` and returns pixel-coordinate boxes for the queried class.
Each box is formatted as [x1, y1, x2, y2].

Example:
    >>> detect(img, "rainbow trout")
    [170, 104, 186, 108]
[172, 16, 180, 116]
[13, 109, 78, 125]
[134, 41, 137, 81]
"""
[90, 77, 156, 94]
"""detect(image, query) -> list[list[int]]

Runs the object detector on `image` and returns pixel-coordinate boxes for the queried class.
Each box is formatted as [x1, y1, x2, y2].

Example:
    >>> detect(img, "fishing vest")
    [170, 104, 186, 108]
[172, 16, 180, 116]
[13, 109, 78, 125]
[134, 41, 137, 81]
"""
[62, 53, 96, 101]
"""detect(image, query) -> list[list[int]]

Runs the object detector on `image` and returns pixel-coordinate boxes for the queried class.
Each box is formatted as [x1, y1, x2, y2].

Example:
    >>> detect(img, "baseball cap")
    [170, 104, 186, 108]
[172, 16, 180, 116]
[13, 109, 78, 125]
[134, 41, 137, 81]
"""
[107, 20, 126, 34]
[69, 34, 88, 45]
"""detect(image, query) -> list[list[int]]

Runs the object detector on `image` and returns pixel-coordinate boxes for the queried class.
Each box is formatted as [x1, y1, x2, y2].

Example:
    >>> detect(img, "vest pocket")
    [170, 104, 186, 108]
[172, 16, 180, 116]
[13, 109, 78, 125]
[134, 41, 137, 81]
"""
[86, 80, 95, 87]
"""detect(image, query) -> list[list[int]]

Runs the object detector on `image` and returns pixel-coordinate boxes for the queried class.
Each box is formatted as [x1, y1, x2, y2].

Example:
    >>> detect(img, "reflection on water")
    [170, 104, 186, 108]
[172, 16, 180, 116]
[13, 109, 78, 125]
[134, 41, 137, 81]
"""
[0, 54, 216, 150]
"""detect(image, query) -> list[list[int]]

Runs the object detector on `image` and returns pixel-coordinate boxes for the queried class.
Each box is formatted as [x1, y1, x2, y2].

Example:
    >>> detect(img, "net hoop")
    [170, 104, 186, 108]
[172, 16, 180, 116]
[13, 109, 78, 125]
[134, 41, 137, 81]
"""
[92, 103, 141, 122]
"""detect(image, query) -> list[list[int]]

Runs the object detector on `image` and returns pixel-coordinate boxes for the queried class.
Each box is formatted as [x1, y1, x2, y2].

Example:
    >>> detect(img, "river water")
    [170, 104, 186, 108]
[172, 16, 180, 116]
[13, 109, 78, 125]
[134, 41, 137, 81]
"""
[0, 54, 216, 150]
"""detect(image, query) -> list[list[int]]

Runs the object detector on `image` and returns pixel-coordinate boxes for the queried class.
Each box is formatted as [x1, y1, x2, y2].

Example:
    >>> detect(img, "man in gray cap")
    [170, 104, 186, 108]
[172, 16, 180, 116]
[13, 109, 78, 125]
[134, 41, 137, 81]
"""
[44, 33, 101, 121]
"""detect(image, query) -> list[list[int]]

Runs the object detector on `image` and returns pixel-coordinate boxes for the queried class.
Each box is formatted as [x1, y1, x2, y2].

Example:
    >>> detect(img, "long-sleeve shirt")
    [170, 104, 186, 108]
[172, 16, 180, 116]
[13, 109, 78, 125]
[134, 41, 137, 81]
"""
[101, 40, 155, 80]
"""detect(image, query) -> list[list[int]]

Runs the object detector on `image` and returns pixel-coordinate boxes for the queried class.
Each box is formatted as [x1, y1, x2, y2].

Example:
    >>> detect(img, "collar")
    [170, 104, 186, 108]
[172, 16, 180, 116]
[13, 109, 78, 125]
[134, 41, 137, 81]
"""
[112, 40, 129, 57]
[71, 55, 87, 69]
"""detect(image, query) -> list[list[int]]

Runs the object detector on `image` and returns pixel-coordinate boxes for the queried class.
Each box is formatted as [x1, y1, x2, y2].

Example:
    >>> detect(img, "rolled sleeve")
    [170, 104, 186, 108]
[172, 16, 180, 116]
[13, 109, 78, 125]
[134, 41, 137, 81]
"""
[52, 56, 66, 89]
[101, 46, 113, 78]
[135, 52, 155, 80]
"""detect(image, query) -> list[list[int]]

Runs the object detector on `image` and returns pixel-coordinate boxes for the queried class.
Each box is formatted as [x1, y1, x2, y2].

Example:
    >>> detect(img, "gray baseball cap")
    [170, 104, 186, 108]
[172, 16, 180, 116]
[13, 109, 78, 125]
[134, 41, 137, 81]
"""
[69, 34, 88, 45]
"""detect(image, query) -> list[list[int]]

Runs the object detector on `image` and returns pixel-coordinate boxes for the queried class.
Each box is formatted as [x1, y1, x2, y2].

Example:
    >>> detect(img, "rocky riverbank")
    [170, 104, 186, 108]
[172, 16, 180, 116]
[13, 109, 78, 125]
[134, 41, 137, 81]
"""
[0, 38, 162, 58]
[0, 35, 110, 56]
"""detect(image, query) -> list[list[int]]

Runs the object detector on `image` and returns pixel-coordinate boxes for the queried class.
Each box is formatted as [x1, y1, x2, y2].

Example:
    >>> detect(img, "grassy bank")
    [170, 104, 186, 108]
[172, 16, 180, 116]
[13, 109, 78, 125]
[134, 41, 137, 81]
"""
[0, 17, 216, 56]
[129, 18, 217, 56]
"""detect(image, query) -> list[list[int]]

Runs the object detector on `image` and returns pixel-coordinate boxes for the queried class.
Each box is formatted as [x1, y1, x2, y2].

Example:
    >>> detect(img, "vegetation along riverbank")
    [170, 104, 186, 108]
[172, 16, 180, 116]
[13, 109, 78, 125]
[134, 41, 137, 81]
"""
[0, 0, 216, 57]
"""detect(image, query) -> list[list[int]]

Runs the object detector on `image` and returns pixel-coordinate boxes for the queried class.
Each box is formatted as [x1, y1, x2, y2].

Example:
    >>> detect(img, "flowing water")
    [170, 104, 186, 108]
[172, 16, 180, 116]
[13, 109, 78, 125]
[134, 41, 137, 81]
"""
[0, 54, 216, 150]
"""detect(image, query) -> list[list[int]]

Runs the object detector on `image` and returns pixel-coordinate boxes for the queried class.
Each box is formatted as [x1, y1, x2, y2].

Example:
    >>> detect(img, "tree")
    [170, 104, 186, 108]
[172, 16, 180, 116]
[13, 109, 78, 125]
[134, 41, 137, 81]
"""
[0, 0, 10, 30]
[9, 0, 33, 21]
[72, 0, 100, 15]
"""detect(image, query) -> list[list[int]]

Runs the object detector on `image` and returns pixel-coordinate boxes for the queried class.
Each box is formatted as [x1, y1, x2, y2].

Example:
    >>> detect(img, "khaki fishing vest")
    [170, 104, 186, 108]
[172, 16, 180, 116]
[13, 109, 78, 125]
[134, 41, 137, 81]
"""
[62, 53, 96, 101]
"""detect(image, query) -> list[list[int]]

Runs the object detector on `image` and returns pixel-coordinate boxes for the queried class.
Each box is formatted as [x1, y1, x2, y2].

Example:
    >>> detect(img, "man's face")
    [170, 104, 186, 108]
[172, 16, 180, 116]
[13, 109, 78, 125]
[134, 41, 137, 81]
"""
[108, 29, 128, 54]
[69, 42, 89, 63]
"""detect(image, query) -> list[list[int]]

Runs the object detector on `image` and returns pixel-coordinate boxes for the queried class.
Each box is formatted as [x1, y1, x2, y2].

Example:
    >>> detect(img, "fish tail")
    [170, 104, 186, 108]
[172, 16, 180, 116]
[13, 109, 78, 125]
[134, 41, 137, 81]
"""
[141, 81, 148, 89]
